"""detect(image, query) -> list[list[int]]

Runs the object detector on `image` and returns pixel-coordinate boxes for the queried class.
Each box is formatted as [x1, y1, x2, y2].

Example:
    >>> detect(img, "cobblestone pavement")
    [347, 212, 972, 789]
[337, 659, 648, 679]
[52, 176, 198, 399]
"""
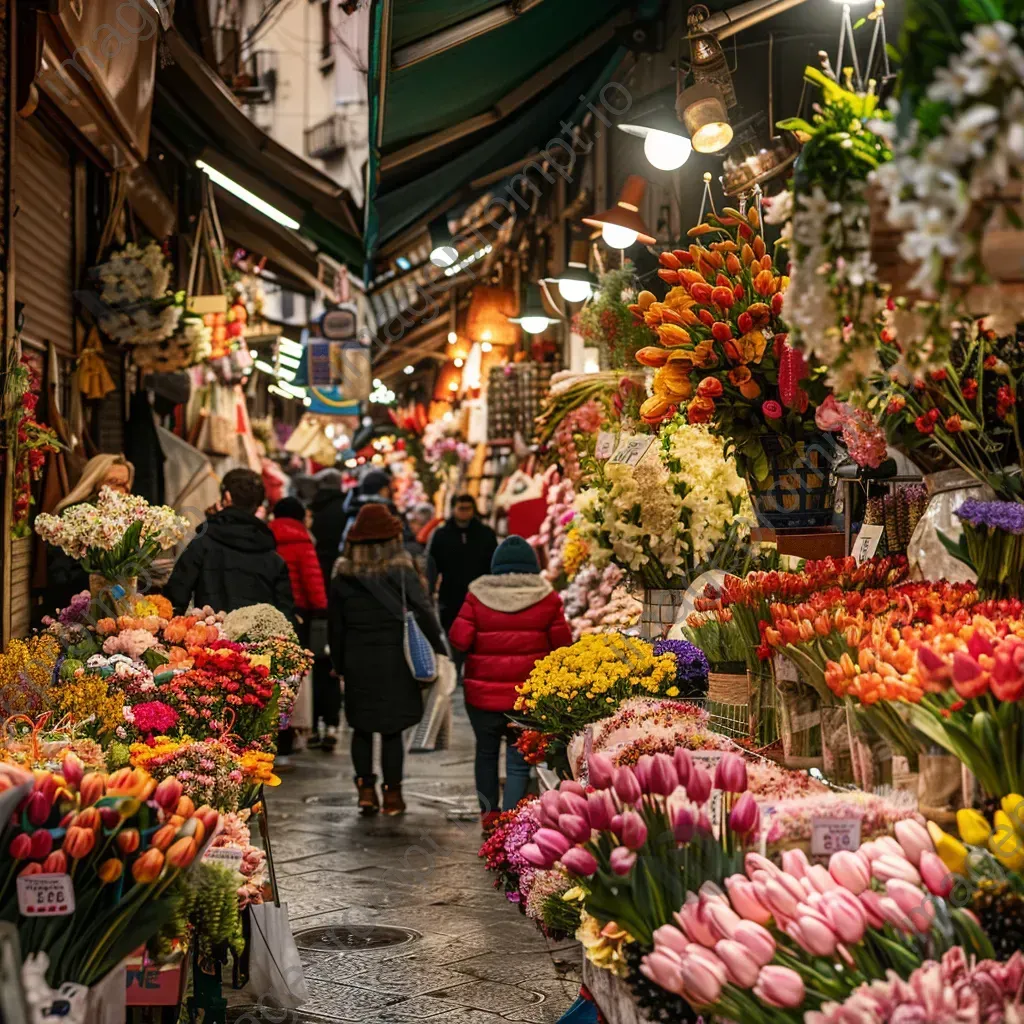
[229, 695, 581, 1023]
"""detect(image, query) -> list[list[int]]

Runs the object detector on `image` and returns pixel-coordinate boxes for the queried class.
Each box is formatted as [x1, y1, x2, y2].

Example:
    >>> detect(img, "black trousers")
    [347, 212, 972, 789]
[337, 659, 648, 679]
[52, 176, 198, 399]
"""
[351, 729, 404, 786]
[313, 654, 342, 729]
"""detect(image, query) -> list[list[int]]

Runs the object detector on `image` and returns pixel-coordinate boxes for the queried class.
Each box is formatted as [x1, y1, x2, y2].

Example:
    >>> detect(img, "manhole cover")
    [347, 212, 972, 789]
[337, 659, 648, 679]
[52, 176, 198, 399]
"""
[229, 1009, 325, 1023]
[304, 793, 357, 806]
[294, 924, 420, 951]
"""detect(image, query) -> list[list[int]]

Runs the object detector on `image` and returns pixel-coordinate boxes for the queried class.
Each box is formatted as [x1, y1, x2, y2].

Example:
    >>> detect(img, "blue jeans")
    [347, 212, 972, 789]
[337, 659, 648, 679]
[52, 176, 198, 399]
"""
[465, 704, 531, 813]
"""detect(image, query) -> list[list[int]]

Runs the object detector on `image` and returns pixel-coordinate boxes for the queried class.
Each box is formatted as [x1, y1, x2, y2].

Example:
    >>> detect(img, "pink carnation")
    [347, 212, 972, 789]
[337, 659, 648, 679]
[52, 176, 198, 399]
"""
[131, 700, 179, 735]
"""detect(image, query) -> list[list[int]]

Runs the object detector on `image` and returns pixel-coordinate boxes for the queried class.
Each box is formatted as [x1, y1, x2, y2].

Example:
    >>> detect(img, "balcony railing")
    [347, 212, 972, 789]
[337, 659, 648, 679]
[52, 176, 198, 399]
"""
[305, 113, 346, 160]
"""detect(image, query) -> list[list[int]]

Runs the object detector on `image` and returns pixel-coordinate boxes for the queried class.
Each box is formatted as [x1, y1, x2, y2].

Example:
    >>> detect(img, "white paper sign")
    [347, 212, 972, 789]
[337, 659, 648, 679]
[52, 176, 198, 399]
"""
[811, 817, 861, 858]
[609, 434, 654, 466]
[851, 525, 884, 565]
[18, 873, 74, 916]
[201, 845, 245, 870]
[595, 431, 616, 460]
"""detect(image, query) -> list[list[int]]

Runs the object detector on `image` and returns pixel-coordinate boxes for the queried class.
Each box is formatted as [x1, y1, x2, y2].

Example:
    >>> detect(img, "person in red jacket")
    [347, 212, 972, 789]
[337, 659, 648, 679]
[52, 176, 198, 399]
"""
[449, 535, 572, 823]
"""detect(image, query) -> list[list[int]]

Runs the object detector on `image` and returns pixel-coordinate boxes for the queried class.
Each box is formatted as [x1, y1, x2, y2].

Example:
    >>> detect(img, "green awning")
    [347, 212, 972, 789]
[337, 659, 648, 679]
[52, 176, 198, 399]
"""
[366, 0, 659, 269]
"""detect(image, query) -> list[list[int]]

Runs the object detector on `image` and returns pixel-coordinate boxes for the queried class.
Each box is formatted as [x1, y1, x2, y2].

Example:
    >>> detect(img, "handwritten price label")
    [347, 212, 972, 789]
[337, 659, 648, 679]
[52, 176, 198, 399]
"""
[811, 817, 861, 858]
[609, 434, 654, 467]
[595, 431, 616, 460]
[201, 846, 245, 870]
[851, 525, 884, 565]
[17, 873, 74, 916]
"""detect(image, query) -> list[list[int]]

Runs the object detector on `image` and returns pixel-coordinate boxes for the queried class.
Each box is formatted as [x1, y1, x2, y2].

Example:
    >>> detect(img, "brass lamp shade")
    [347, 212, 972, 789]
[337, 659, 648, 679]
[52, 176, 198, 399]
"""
[677, 83, 733, 154]
[582, 175, 656, 246]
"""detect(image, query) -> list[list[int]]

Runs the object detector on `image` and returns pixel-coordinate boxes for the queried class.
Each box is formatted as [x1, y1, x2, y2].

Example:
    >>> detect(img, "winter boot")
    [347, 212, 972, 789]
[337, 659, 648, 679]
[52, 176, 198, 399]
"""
[356, 777, 379, 816]
[381, 784, 406, 816]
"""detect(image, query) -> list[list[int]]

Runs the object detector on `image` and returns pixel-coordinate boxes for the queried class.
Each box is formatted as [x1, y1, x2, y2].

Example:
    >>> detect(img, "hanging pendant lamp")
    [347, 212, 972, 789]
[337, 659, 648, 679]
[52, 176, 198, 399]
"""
[582, 176, 656, 249]
[508, 284, 558, 335]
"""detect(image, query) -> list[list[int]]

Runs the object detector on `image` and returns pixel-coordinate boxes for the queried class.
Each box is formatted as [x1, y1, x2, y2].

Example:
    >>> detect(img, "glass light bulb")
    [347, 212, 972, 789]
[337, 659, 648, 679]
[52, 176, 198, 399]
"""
[403, 365, 414, 374]
[557, 278, 594, 302]
[601, 223, 639, 249]
[520, 316, 550, 335]
[430, 245, 457, 267]
[481, 341, 493, 352]
[643, 129, 692, 171]
[447, 331, 457, 343]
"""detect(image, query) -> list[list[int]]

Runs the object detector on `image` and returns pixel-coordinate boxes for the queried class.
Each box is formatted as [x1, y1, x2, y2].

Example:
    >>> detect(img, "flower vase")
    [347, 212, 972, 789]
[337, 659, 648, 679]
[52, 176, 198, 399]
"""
[639, 589, 684, 640]
[745, 433, 837, 530]
[907, 470, 992, 584]
[959, 521, 1024, 599]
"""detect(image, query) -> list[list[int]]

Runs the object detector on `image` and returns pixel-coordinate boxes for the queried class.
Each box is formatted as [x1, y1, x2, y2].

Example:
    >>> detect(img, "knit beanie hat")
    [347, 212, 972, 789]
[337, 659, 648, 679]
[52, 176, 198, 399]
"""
[347, 502, 402, 543]
[273, 497, 306, 521]
[490, 535, 540, 575]
[358, 469, 392, 496]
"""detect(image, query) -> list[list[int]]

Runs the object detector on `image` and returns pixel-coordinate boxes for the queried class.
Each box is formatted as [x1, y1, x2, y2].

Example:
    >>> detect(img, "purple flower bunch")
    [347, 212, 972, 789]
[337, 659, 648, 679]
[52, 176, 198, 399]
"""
[955, 499, 1024, 535]
[59, 591, 92, 626]
[654, 639, 710, 698]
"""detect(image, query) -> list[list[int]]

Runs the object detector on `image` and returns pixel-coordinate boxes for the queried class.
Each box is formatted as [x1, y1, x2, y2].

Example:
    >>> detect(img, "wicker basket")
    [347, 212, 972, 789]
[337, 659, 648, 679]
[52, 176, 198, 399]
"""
[746, 433, 837, 530]
[707, 670, 751, 740]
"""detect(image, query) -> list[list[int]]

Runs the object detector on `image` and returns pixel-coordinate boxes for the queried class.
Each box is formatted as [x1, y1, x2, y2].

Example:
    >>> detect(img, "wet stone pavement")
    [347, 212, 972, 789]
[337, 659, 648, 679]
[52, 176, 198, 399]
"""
[228, 695, 581, 1023]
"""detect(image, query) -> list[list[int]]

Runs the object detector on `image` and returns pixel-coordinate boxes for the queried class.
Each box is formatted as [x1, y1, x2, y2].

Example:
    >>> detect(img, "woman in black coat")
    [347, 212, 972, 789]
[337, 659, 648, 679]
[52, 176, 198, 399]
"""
[329, 502, 444, 816]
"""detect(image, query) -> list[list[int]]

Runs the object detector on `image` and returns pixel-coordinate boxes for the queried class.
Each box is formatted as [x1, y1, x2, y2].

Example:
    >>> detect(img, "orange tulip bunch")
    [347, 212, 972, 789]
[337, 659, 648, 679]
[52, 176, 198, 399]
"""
[629, 208, 829, 481]
[0, 752, 221, 987]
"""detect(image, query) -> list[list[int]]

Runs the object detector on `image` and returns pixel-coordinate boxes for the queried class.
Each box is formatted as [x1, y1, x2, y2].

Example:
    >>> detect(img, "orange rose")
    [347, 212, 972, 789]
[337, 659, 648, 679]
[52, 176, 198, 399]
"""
[697, 377, 724, 399]
[687, 396, 716, 424]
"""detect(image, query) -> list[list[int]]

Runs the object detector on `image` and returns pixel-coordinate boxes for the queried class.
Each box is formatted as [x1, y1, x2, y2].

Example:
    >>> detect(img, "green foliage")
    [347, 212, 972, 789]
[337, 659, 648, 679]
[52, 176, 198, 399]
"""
[576, 262, 651, 370]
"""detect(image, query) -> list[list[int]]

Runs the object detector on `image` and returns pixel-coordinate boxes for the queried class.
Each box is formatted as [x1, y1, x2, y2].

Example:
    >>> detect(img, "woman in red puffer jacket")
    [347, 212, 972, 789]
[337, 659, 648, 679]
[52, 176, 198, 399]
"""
[449, 535, 571, 822]
[268, 497, 328, 619]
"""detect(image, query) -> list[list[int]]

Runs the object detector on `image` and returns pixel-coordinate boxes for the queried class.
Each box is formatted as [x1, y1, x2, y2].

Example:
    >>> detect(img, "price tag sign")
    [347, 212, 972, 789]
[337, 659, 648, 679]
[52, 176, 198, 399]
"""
[690, 750, 724, 771]
[811, 817, 861, 858]
[609, 434, 654, 467]
[595, 431, 616, 460]
[202, 846, 245, 870]
[18, 873, 74, 916]
[851, 525, 884, 565]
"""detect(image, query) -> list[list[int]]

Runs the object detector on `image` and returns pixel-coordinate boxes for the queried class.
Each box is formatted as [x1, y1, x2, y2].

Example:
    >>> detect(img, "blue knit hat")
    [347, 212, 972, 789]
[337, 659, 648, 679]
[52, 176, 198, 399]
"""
[491, 535, 540, 575]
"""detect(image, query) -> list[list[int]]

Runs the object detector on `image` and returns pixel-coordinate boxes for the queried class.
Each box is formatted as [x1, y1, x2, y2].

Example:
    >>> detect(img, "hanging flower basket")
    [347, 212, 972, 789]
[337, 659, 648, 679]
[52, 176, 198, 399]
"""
[746, 433, 837, 530]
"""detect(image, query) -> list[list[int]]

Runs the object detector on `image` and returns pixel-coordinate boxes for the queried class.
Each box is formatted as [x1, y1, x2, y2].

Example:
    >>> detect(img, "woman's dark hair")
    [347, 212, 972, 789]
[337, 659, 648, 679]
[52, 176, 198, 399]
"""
[222, 468, 265, 514]
[273, 496, 306, 521]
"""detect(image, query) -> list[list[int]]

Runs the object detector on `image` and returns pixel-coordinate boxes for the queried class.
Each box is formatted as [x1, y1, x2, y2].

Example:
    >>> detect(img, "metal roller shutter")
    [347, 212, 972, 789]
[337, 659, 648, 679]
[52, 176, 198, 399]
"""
[13, 118, 75, 355]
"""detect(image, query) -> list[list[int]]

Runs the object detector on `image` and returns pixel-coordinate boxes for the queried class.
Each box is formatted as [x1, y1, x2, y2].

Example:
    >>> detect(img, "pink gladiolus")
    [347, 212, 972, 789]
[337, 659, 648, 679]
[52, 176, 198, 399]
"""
[520, 842, 548, 868]
[725, 875, 772, 925]
[686, 766, 712, 804]
[558, 813, 591, 845]
[715, 939, 761, 988]
[788, 917, 837, 957]
[558, 791, 589, 821]
[620, 811, 648, 850]
[678, 954, 724, 1005]
[728, 792, 759, 834]
[859, 889, 886, 929]
[634, 755, 654, 791]
[705, 899, 742, 940]
[733, 920, 776, 966]
[676, 894, 717, 947]
[641, 951, 684, 995]
[673, 747, 693, 786]
[610, 846, 637, 875]
[885, 879, 935, 933]
[649, 753, 678, 796]
[754, 966, 805, 1009]
[560, 845, 598, 876]
[588, 752, 615, 790]
[614, 766, 643, 806]
[672, 806, 695, 844]
[894, 819, 934, 866]
[919, 850, 954, 898]
[714, 753, 747, 794]
[803, 864, 839, 895]
[829, 850, 870, 894]
[745, 852, 780, 878]
[872, 855, 921, 886]
[781, 848, 811, 880]
[878, 895, 914, 933]
[652, 924, 689, 957]
[820, 890, 867, 945]
[534, 828, 571, 862]
[587, 791, 614, 832]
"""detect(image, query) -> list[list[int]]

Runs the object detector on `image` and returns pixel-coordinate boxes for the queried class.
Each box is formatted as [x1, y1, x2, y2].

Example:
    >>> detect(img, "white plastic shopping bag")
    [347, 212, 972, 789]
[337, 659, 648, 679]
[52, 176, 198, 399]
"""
[246, 903, 309, 1008]
[408, 654, 457, 752]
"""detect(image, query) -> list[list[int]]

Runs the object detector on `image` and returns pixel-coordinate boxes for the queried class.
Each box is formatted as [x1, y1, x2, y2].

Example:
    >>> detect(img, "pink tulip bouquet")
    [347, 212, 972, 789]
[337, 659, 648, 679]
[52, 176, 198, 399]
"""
[637, 818, 992, 1022]
[520, 750, 759, 946]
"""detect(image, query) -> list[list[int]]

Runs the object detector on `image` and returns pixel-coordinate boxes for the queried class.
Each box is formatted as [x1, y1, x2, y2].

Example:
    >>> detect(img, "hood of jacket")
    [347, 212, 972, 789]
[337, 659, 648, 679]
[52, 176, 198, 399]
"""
[268, 517, 310, 546]
[205, 507, 277, 554]
[468, 573, 553, 613]
[310, 488, 346, 514]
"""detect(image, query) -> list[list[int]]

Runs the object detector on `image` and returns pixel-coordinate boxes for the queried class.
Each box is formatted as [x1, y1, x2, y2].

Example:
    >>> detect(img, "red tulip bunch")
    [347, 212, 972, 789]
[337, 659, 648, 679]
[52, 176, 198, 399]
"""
[0, 752, 221, 988]
[520, 750, 758, 945]
[639, 818, 989, 1021]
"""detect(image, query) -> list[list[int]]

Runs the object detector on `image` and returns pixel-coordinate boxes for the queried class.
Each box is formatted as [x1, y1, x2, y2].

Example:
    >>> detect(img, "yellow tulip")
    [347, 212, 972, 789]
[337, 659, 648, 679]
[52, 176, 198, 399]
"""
[990, 819, 1024, 871]
[928, 822, 968, 876]
[1001, 793, 1024, 834]
[957, 808, 993, 847]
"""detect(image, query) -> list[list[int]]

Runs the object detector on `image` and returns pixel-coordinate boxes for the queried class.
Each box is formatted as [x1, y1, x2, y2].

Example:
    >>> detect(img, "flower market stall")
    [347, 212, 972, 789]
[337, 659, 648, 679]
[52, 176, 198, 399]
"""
[0, 489, 311, 1019]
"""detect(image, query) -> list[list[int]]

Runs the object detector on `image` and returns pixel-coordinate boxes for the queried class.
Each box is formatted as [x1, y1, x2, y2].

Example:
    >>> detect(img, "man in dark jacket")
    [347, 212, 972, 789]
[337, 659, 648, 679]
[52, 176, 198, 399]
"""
[165, 468, 295, 621]
[426, 494, 498, 634]
[308, 468, 348, 587]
